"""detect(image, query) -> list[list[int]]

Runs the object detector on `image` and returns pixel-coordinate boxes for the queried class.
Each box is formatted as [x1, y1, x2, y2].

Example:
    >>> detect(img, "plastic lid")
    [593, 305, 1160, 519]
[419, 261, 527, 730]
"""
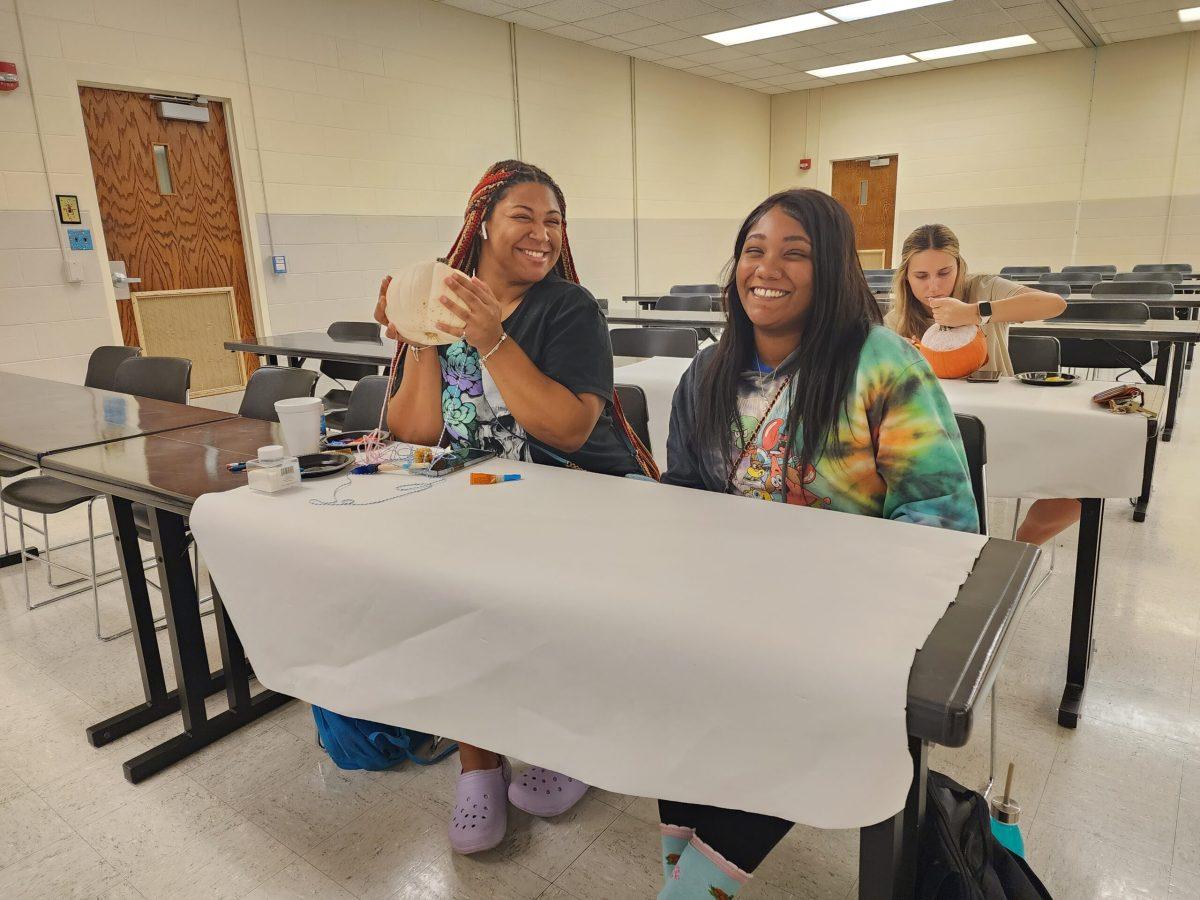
[258, 444, 284, 462]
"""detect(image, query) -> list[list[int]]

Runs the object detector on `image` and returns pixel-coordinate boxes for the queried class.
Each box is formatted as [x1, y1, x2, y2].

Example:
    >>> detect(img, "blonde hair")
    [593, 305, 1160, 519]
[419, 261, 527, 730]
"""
[887, 224, 970, 339]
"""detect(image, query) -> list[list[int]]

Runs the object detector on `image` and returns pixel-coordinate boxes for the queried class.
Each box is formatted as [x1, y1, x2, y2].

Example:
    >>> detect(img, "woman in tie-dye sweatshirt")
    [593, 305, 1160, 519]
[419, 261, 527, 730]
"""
[653, 189, 977, 900]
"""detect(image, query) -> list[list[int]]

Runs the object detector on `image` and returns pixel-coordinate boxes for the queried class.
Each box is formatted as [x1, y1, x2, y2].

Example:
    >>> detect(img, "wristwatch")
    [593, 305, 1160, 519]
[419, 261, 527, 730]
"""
[977, 300, 992, 325]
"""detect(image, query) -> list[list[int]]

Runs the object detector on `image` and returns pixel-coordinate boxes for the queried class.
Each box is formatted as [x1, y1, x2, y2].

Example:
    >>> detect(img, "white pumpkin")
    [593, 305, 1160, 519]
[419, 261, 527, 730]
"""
[384, 259, 467, 346]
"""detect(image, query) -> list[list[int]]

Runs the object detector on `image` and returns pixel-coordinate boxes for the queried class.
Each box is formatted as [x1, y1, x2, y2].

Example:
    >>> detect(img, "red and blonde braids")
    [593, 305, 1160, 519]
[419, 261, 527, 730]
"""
[441, 161, 658, 479]
[443, 160, 580, 282]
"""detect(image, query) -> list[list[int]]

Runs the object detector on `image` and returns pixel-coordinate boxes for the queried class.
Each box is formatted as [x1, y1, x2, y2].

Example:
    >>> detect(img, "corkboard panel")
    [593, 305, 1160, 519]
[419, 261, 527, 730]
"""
[131, 287, 246, 397]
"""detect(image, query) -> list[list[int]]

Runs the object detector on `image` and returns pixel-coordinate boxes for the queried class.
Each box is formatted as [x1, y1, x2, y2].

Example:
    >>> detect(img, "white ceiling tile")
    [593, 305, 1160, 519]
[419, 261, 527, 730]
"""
[574, 10, 659, 35]
[443, 0, 514, 16]
[637, 0, 721, 23]
[587, 35, 639, 51]
[672, 11, 747, 35]
[730, 0, 825, 25]
[616, 23, 691, 45]
[627, 45, 671, 60]
[683, 46, 752, 63]
[654, 36, 723, 54]
[656, 55, 701, 68]
[526, 0, 616, 24]
[718, 55, 775, 71]
[935, 0, 1009, 19]
[500, 9, 560, 28]
[740, 61, 794, 77]
[545, 22, 602, 40]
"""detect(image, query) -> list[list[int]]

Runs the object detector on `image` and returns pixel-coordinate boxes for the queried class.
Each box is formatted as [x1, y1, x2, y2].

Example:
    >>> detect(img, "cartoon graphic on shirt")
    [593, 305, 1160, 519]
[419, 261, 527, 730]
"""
[732, 406, 831, 507]
[440, 339, 530, 460]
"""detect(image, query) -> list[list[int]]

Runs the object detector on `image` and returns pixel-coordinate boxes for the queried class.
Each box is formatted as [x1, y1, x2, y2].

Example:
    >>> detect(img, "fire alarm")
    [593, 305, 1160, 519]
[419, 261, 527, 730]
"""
[798, 158, 812, 172]
[0, 62, 18, 92]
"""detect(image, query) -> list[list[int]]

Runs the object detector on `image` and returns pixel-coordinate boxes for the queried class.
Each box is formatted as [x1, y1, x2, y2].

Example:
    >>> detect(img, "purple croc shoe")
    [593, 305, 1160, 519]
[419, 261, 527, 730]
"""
[449, 757, 511, 854]
[508, 766, 589, 817]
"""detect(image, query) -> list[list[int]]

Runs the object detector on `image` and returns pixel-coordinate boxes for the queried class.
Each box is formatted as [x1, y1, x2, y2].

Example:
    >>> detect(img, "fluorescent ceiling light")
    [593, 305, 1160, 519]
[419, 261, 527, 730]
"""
[913, 34, 1036, 60]
[807, 54, 916, 78]
[826, 0, 952, 23]
[1180, 7, 1200, 23]
[704, 12, 835, 46]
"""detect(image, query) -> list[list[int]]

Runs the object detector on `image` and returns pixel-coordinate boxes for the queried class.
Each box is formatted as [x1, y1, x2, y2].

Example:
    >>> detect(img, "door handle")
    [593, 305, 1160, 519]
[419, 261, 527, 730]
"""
[109, 260, 140, 300]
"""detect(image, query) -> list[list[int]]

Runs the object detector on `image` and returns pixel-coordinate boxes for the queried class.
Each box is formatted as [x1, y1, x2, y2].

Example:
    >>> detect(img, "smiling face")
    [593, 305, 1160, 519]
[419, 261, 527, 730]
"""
[906, 248, 959, 309]
[477, 181, 562, 286]
[734, 205, 814, 335]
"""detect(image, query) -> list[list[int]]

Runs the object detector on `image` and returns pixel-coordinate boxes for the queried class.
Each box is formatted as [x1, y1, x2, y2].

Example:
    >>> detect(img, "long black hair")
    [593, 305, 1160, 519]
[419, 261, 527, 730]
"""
[696, 189, 882, 478]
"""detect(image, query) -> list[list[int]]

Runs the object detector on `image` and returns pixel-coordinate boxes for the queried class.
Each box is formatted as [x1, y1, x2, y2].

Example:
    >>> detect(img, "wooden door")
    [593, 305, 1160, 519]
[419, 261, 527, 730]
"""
[80, 87, 258, 377]
[831, 156, 899, 268]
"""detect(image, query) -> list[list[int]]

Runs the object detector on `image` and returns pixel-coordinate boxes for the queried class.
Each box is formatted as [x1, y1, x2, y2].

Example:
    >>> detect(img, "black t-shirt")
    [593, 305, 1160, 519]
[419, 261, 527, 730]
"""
[436, 274, 639, 477]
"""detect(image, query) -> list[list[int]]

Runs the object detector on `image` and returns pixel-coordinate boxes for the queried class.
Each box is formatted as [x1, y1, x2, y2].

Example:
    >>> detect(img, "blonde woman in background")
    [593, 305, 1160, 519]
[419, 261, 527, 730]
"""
[884, 223, 1073, 546]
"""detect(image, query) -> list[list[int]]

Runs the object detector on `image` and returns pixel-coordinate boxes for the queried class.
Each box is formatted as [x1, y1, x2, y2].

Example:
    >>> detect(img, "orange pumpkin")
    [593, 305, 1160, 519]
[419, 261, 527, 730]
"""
[913, 324, 988, 379]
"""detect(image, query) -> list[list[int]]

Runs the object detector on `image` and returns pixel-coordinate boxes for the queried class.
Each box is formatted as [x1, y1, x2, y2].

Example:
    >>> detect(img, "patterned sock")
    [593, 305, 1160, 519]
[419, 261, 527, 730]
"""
[658, 834, 751, 899]
[659, 824, 694, 883]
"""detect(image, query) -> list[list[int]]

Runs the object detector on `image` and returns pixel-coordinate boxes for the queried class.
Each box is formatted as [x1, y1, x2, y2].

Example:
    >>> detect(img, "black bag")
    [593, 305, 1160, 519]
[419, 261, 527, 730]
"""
[917, 771, 1053, 899]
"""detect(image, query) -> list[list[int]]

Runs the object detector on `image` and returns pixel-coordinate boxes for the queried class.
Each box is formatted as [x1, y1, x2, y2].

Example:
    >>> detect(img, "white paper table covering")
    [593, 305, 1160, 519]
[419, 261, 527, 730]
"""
[615, 357, 1147, 500]
[936, 378, 1146, 499]
[614, 356, 691, 465]
[191, 462, 985, 828]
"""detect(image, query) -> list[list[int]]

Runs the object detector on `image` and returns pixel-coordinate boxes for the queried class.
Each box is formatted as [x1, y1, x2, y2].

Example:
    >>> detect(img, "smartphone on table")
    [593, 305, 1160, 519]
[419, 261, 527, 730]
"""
[966, 369, 1002, 383]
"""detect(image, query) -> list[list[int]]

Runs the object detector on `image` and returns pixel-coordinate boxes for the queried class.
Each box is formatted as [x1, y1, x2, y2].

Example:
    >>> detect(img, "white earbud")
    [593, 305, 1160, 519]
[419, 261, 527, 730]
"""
[480, 222, 488, 240]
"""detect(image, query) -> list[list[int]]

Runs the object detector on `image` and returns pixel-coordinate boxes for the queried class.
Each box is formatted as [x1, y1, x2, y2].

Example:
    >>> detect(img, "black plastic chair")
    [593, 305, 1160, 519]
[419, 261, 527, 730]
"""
[321, 322, 383, 411]
[2, 345, 142, 559]
[656, 295, 715, 312]
[114, 356, 191, 403]
[953, 414, 987, 536]
[1042, 272, 1101, 293]
[1115, 270, 1181, 285]
[609, 328, 699, 359]
[1037, 282, 1071, 299]
[1090, 281, 1175, 321]
[85, 345, 141, 391]
[1133, 263, 1191, 273]
[2, 352, 190, 641]
[339, 375, 392, 432]
[615, 384, 651, 452]
[238, 366, 319, 421]
[1058, 301, 1154, 381]
[1062, 264, 1116, 275]
[670, 284, 719, 294]
[1000, 266, 1050, 276]
[1009, 335, 1061, 373]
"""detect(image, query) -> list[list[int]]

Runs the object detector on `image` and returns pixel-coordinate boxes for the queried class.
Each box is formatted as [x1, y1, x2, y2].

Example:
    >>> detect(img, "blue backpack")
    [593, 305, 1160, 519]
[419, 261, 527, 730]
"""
[311, 706, 458, 771]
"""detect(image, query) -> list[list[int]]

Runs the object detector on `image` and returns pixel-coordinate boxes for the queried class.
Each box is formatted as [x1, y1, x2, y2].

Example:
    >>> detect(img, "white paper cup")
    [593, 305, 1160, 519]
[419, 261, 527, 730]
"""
[274, 397, 322, 456]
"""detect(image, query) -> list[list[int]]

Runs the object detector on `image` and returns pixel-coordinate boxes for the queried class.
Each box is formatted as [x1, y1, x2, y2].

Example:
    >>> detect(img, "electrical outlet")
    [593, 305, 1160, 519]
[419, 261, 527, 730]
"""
[67, 228, 93, 250]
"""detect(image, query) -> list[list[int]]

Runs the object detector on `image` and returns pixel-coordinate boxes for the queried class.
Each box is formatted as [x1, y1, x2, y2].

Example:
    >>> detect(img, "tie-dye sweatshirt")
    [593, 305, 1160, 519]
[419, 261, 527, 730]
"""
[663, 326, 979, 533]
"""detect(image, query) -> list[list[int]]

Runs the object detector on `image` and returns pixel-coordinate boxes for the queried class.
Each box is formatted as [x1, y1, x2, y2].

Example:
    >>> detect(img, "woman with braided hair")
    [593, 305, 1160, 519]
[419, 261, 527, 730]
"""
[372, 160, 654, 854]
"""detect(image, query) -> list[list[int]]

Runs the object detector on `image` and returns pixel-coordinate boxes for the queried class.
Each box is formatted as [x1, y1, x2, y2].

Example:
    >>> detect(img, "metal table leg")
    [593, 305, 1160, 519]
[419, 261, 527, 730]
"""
[859, 738, 927, 899]
[1162, 343, 1184, 441]
[86, 497, 224, 747]
[119, 507, 288, 784]
[1058, 498, 1104, 728]
[1133, 417, 1160, 523]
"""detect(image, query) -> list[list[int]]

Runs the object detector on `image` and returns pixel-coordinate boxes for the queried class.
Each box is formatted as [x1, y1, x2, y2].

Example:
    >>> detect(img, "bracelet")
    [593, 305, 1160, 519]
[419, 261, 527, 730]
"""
[480, 332, 508, 365]
[407, 344, 423, 359]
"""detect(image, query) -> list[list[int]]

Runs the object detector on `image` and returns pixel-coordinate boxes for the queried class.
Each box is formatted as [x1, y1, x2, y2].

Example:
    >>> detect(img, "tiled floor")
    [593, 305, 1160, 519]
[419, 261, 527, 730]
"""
[0, 380, 1198, 899]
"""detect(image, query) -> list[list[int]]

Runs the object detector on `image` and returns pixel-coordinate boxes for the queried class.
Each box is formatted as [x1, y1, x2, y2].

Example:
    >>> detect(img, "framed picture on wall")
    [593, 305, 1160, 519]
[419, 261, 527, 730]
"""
[56, 194, 82, 224]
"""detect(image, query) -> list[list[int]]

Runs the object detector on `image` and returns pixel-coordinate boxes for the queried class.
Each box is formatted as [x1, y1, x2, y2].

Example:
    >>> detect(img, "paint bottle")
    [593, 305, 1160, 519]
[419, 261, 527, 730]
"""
[246, 444, 300, 494]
